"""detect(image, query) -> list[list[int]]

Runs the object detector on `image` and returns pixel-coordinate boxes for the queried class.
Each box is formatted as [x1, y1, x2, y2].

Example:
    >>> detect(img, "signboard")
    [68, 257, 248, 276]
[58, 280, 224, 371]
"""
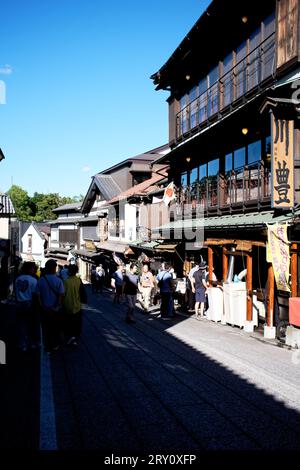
[271, 115, 294, 208]
[267, 223, 290, 292]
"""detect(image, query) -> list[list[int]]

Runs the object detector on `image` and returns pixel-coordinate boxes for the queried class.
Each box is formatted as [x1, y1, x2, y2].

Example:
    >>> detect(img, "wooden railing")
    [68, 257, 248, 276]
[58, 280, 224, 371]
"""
[177, 161, 271, 212]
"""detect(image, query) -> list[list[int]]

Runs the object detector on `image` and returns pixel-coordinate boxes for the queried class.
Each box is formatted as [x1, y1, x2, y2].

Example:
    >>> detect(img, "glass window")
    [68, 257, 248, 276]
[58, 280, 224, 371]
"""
[208, 65, 219, 117]
[262, 13, 275, 80]
[248, 140, 261, 165]
[223, 53, 233, 108]
[248, 28, 261, 90]
[189, 86, 198, 129]
[190, 167, 198, 184]
[234, 147, 246, 169]
[198, 78, 207, 123]
[235, 41, 247, 98]
[199, 164, 207, 183]
[225, 153, 233, 173]
[180, 95, 188, 134]
[208, 158, 219, 176]
[181, 172, 188, 186]
[265, 136, 271, 160]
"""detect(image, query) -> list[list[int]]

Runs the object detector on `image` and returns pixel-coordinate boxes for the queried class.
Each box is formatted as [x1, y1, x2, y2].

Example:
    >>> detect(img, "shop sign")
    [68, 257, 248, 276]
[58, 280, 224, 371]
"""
[267, 223, 290, 292]
[271, 116, 294, 208]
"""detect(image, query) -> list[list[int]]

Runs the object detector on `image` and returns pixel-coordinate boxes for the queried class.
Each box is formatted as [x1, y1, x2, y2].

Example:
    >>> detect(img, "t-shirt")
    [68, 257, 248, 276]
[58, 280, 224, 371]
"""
[140, 271, 155, 288]
[157, 271, 173, 293]
[193, 269, 206, 289]
[64, 276, 81, 314]
[37, 274, 64, 310]
[123, 273, 138, 295]
[113, 270, 124, 286]
[59, 268, 69, 281]
[15, 275, 37, 302]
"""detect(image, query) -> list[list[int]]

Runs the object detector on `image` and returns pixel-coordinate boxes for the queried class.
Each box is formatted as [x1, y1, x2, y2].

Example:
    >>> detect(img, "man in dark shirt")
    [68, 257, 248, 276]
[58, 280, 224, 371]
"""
[123, 264, 138, 324]
[191, 261, 208, 317]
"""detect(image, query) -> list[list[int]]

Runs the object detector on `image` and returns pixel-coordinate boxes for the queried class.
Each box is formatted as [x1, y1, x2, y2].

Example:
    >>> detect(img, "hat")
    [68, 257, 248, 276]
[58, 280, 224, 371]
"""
[198, 261, 207, 270]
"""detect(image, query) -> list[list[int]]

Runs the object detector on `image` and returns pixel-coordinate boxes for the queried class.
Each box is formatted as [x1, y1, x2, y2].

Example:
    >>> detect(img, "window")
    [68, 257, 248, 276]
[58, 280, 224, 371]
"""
[181, 172, 188, 186]
[198, 77, 207, 123]
[208, 65, 219, 117]
[235, 41, 247, 99]
[262, 13, 275, 79]
[248, 140, 261, 165]
[208, 158, 219, 206]
[225, 153, 233, 173]
[132, 172, 150, 185]
[180, 95, 188, 134]
[27, 234, 32, 251]
[248, 28, 261, 90]
[222, 53, 233, 108]
[189, 86, 198, 129]
[234, 147, 246, 169]
[190, 167, 198, 200]
[199, 164, 207, 204]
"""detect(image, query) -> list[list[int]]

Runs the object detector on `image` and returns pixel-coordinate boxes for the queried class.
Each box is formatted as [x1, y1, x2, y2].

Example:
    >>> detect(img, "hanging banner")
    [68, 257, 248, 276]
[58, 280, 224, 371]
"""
[271, 115, 294, 208]
[267, 223, 290, 292]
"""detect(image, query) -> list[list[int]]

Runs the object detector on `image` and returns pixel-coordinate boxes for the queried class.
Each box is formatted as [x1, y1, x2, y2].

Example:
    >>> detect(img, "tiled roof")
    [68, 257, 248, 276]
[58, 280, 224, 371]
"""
[94, 174, 122, 200]
[107, 169, 168, 204]
[52, 202, 82, 213]
[0, 194, 15, 215]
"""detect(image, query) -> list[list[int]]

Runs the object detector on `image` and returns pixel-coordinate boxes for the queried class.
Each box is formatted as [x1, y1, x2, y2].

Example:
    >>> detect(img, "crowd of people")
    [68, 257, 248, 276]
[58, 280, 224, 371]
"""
[13, 256, 214, 352]
[14, 259, 87, 353]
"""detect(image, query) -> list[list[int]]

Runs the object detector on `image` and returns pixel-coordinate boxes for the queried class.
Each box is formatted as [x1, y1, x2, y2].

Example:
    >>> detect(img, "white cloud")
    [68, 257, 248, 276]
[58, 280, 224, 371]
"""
[0, 65, 13, 75]
[82, 166, 91, 172]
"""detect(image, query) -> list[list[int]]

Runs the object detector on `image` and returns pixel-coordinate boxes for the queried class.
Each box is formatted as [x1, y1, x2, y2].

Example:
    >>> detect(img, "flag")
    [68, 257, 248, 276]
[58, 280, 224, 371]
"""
[267, 223, 290, 292]
[163, 182, 176, 206]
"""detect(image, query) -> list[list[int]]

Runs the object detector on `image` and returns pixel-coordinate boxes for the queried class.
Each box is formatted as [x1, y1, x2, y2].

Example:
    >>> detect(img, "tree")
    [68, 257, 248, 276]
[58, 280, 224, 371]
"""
[7, 185, 33, 220]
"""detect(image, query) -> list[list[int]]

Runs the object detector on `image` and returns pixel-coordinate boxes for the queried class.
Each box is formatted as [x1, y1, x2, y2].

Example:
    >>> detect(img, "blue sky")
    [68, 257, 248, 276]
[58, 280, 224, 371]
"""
[0, 0, 210, 197]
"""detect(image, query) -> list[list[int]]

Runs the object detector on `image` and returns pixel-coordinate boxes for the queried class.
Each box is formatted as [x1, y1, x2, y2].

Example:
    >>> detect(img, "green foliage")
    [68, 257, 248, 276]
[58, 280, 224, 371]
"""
[6, 185, 82, 222]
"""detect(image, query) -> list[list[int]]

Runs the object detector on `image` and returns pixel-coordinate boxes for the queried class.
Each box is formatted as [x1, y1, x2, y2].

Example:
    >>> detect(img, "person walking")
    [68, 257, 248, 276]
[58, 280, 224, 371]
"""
[96, 264, 105, 293]
[191, 261, 208, 317]
[15, 262, 40, 351]
[63, 264, 86, 346]
[111, 264, 124, 304]
[156, 263, 175, 319]
[123, 264, 138, 324]
[36, 259, 64, 352]
[139, 264, 155, 312]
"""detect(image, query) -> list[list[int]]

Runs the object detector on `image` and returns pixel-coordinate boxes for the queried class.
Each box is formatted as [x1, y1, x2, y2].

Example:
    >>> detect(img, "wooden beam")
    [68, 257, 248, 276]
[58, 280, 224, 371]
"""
[267, 263, 275, 327]
[246, 253, 253, 322]
[223, 247, 228, 282]
[291, 243, 298, 297]
[205, 238, 266, 248]
[208, 246, 213, 285]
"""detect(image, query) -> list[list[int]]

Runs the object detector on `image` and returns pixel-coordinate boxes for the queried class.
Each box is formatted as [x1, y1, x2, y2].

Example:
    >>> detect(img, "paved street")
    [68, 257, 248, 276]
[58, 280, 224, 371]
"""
[1, 287, 300, 456]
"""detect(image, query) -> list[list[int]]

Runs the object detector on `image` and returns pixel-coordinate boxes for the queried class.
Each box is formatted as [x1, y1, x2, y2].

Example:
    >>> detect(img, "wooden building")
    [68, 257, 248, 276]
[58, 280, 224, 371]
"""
[151, 0, 300, 338]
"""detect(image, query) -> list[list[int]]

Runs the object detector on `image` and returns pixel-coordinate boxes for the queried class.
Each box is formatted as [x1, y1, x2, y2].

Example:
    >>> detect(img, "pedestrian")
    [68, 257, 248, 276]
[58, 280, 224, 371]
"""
[59, 264, 69, 281]
[91, 265, 97, 293]
[96, 264, 105, 293]
[191, 261, 208, 317]
[15, 262, 40, 351]
[111, 264, 124, 304]
[139, 264, 155, 312]
[187, 261, 200, 312]
[63, 264, 86, 346]
[36, 259, 64, 352]
[123, 263, 138, 324]
[156, 263, 175, 319]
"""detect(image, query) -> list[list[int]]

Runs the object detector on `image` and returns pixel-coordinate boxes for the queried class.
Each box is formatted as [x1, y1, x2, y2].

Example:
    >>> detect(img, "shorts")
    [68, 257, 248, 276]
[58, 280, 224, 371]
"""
[195, 287, 206, 303]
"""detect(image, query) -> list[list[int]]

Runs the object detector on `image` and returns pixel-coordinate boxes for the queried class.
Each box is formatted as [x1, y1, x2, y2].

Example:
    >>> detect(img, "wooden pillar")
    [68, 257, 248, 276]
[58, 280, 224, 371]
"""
[267, 263, 275, 327]
[222, 247, 228, 281]
[291, 243, 298, 298]
[208, 246, 213, 284]
[246, 253, 253, 322]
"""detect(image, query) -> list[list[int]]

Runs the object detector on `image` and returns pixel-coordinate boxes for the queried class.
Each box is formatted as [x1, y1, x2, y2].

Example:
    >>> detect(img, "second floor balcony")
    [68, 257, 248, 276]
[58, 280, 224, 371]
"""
[176, 161, 271, 214]
[176, 32, 275, 143]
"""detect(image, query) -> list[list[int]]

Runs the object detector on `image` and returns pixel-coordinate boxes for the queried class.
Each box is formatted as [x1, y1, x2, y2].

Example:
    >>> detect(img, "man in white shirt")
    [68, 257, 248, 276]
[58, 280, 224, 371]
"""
[15, 262, 39, 351]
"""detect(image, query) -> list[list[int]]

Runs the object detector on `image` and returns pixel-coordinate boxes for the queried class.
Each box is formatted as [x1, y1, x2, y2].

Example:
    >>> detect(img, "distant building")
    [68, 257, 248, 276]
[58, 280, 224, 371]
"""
[0, 194, 18, 299]
[20, 222, 50, 267]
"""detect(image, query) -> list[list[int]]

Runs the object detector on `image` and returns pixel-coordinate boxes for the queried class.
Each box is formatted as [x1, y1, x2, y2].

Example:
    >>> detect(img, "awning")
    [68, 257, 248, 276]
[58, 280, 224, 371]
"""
[273, 66, 300, 89]
[96, 240, 129, 254]
[129, 240, 162, 251]
[153, 210, 294, 233]
[154, 242, 179, 252]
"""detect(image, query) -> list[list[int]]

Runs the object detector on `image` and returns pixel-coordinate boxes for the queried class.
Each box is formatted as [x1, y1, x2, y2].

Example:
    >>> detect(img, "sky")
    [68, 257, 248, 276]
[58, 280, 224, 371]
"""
[0, 0, 211, 197]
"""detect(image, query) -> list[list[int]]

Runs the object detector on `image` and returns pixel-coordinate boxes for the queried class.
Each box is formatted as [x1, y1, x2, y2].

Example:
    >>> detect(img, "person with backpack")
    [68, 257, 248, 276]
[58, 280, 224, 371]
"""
[156, 263, 175, 319]
[36, 259, 64, 352]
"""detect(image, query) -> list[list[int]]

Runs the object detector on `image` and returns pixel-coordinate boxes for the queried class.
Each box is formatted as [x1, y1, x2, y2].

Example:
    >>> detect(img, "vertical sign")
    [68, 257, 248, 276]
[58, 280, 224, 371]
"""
[267, 223, 290, 292]
[271, 114, 294, 208]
